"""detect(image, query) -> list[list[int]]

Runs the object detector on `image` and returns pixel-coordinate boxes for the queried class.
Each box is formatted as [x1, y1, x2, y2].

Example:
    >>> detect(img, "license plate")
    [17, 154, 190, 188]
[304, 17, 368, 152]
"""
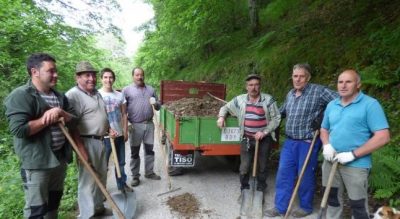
[221, 127, 240, 142]
[170, 150, 195, 167]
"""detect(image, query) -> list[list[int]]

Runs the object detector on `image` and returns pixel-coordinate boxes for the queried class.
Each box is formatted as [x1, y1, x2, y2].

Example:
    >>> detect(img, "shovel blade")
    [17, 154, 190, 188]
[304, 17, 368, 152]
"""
[240, 189, 252, 216]
[111, 191, 137, 219]
[252, 191, 264, 219]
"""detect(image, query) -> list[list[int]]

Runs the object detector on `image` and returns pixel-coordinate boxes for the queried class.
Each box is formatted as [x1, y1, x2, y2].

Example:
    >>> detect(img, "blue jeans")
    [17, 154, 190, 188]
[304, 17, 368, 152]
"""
[274, 138, 321, 214]
[104, 136, 127, 190]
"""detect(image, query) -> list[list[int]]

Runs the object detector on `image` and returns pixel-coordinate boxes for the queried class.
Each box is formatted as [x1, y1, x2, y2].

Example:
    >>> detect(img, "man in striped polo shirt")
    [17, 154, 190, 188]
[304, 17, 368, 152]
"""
[5, 53, 76, 218]
[217, 74, 281, 193]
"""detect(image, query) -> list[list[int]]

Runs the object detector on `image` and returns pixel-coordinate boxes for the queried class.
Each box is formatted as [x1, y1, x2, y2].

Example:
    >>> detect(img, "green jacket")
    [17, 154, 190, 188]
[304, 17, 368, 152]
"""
[4, 80, 76, 169]
[218, 93, 281, 140]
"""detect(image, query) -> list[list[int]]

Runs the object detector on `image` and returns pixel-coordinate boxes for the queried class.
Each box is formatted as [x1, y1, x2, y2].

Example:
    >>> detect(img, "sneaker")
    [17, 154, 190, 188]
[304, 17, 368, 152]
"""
[145, 173, 161, 180]
[264, 207, 283, 217]
[292, 209, 311, 218]
[131, 177, 140, 187]
[120, 183, 133, 193]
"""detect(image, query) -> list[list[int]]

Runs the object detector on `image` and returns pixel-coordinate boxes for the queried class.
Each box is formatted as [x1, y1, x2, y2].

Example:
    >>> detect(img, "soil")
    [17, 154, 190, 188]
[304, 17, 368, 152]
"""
[166, 192, 201, 218]
[163, 96, 225, 117]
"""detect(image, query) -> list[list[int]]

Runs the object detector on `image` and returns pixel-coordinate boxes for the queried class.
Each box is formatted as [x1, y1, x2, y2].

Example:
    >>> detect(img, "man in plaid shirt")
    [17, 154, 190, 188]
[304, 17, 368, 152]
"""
[265, 63, 338, 218]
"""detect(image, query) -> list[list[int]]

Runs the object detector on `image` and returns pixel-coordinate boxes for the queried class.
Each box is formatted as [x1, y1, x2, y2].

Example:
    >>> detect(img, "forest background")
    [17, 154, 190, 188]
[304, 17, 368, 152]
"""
[0, 0, 399, 218]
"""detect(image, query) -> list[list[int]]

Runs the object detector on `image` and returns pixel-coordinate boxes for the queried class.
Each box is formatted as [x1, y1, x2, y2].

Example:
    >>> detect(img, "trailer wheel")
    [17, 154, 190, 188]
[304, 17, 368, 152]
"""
[166, 140, 184, 176]
[225, 155, 240, 172]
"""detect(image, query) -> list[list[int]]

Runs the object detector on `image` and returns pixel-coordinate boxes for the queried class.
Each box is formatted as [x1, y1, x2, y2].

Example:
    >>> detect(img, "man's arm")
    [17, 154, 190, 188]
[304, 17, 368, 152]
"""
[217, 97, 239, 128]
[352, 129, 390, 158]
[70, 129, 89, 162]
[28, 107, 71, 136]
[320, 127, 330, 145]
[121, 103, 128, 142]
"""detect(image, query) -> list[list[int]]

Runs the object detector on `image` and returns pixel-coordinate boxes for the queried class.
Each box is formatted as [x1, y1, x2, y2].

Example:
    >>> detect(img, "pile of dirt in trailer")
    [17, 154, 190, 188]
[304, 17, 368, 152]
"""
[163, 97, 225, 117]
[166, 192, 200, 218]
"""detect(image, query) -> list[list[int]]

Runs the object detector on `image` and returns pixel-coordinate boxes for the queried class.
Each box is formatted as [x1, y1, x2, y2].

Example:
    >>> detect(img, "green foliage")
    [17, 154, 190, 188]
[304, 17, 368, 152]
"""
[136, 0, 400, 203]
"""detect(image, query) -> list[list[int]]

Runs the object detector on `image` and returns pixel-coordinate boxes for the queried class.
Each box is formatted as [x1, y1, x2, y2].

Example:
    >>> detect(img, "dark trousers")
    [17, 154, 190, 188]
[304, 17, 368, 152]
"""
[239, 136, 272, 191]
[104, 136, 127, 190]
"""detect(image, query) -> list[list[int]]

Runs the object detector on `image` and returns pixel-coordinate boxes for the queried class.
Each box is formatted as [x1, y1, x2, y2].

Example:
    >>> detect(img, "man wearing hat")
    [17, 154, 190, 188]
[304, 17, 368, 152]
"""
[265, 63, 338, 217]
[217, 74, 281, 194]
[66, 61, 112, 218]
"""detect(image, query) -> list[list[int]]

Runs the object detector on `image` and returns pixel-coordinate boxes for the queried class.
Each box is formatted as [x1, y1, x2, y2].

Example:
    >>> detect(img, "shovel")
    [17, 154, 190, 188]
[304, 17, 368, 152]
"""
[251, 139, 263, 219]
[285, 130, 319, 218]
[240, 140, 263, 219]
[109, 137, 137, 219]
[317, 161, 339, 219]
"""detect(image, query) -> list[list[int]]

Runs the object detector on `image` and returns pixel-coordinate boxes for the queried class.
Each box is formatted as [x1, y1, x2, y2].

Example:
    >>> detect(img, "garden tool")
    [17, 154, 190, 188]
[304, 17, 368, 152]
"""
[285, 129, 319, 219]
[251, 139, 263, 219]
[109, 137, 137, 219]
[151, 104, 182, 196]
[317, 161, 339, 219]
[59, 123, 137, 219]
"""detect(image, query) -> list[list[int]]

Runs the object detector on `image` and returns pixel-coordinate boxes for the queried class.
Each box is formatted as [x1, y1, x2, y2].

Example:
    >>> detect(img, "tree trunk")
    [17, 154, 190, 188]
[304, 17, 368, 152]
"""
[248, 0, 260, 36]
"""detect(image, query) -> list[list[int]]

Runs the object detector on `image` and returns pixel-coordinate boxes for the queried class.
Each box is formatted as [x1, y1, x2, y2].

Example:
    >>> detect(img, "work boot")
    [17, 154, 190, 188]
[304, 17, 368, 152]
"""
[292, 209, 311, 218]
[264, 207, 283, 217]
[131, 177, 140, 187]
[145, 173, 161, 180]
[93, 207, 113, 216]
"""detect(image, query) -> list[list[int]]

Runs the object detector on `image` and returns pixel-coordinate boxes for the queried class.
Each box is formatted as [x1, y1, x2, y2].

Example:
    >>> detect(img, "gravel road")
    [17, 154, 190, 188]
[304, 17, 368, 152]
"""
[100, 117, 321, 219]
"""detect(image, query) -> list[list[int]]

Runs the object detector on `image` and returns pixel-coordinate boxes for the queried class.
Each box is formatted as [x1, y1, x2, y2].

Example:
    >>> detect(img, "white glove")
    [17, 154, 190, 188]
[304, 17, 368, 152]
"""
[149, 97, 156, 105]
[334, 152, 355, 164]
[322, 143, 336, 161]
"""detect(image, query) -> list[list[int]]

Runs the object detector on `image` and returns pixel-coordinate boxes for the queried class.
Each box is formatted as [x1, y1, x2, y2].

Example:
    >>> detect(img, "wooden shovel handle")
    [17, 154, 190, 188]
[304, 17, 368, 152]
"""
[58, 123, 125, 219]
[110, 137, 122, 178]
[252, 140, 259, 177]
[285, 129, 319, 219]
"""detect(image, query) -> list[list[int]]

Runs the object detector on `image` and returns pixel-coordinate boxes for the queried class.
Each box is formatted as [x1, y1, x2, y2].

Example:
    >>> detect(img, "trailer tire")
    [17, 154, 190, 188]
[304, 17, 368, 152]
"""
[166, 140, 184, 176]
[225, 155, 240, 173]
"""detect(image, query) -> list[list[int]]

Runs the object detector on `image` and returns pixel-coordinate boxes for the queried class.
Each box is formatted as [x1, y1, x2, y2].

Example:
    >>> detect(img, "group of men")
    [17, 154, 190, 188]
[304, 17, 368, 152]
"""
[218, 64, 390, 218]
[4, 53, 391, 219]
[4, 53, 161, 218]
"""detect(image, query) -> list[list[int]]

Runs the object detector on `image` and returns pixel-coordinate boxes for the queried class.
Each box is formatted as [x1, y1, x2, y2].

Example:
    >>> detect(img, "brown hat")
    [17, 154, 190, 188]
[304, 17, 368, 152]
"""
[75, 61, 97, 74]
[245, 74, 261, 81]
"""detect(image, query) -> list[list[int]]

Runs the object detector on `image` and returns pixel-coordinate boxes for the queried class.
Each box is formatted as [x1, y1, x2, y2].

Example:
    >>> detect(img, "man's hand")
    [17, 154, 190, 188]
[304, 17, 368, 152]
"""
[217, 117, 225, 128]
[109, 128, 118, 138]
[323, 143, 336, 161]
[334, 151, 355, 164]
[41, 107, 63, 125]
[254, 131, 267, 141]
[149, 97, 156, 105]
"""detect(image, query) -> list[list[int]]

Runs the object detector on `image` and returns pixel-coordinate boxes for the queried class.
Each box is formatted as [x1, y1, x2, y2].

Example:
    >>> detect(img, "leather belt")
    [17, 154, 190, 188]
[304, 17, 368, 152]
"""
[80, 135, 104, 140]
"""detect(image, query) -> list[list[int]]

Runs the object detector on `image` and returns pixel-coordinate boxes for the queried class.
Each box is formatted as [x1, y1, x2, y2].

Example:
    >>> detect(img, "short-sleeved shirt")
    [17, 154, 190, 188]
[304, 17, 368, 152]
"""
[321, 91, 389, 168]
[122, 84, 158, 123]
[280, 83, 338, 140]
[66, 86, 109, 136]
[99, 89, 126, 136]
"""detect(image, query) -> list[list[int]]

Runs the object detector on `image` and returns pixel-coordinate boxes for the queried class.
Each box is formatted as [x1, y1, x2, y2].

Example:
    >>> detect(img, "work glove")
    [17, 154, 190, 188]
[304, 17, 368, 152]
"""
[149, 97, 156, 105]
[322, 143, 336, 161]
[334, 151, 355, 164]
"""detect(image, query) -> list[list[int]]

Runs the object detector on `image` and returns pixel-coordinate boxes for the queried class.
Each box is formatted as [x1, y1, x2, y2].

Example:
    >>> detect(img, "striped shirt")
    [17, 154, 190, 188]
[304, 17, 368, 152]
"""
[39, 91, 65, 151]
[244, 103, 267, 138]
[122, 84, 159, 123]
[280, 83, 338, 140]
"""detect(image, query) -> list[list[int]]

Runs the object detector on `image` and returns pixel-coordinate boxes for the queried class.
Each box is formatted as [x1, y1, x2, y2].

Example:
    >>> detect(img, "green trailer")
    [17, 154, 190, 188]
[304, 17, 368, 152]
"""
[159, 80, 241, 167]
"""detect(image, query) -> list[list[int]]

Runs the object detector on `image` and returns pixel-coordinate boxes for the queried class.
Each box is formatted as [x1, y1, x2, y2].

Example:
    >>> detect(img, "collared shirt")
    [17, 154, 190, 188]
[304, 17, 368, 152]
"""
[65, 86, 109, 136]
[280, 83, 338, 140]
[321, 92, 389, 168]
[122, 83, 160, 123]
